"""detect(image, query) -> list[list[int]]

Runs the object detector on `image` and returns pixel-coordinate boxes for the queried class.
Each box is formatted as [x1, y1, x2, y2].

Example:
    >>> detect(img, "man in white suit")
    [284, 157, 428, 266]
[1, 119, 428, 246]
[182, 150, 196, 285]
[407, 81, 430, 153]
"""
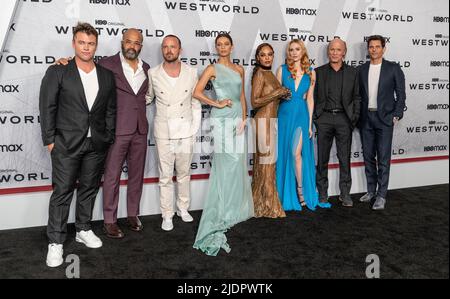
[146, 35, 201, 231]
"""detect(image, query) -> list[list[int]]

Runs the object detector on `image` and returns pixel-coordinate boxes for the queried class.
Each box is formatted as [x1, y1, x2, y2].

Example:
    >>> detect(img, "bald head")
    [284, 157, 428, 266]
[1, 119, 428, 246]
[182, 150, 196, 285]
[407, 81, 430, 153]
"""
[328, 38, 347, 52]
[121, 28, 143, 61]
[328, 38, 347, 64]
[123, 28, 143, 43]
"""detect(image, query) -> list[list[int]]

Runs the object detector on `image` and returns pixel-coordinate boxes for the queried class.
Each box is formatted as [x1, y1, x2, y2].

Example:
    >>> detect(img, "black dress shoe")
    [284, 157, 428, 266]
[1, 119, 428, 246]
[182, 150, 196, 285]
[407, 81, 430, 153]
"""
[127, 216, 144, 232]
[372, 196, 386, 210]
[103, 223, 125, 239]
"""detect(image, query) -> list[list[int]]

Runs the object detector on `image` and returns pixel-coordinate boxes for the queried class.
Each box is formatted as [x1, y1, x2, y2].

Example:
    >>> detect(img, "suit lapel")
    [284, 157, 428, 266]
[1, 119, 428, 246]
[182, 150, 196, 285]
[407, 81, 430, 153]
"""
[323, 65, 329, 102]
[158, 64, 174, 94]
[376, 59, 386, 104]
[114, 53, 136, 95]
[172, 63, 187, 95]
[342, 64, 348, 103]
[136, 63, 150, 96]
[70, 59, 90, 111]
[362, 62, 370, 99]
[90, 64, 104, 111]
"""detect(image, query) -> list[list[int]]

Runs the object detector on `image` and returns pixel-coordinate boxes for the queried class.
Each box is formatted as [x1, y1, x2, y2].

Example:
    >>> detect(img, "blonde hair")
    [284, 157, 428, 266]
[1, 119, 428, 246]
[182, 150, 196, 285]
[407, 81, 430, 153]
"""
[286, 39, 311, 79]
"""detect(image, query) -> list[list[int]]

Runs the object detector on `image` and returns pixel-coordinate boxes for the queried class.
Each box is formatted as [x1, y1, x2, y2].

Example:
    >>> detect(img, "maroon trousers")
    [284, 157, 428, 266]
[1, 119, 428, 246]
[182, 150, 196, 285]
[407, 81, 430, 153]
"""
[103, 133, 147, 224]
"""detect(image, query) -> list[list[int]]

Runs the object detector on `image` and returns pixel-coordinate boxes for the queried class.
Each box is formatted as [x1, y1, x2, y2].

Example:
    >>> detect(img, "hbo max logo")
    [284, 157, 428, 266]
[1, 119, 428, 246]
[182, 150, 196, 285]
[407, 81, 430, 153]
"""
[433, 16, 449, 23]
[89, 0, 131, 5]
[430, 61, 449, 67]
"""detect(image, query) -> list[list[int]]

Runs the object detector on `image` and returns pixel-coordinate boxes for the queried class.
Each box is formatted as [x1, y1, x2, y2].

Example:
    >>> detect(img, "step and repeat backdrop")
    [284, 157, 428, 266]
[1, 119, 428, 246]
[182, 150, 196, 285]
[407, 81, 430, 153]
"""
[0, 0, 18, 52]
[0, 0, 448, 194]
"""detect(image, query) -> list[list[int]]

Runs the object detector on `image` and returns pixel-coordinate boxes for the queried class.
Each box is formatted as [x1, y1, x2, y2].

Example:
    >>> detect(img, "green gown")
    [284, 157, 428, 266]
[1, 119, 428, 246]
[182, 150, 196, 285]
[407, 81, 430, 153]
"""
[193, 64, 254, 256]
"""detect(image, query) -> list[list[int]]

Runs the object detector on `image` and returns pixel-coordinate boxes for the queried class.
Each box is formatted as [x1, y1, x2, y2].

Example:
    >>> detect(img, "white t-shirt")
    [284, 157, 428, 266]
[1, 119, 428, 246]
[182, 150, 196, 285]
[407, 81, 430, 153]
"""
[368, 63, 382, 110]
[120, 53, 146, 95]
[78, 67, 99, 137]
[162, 68, 179, 88]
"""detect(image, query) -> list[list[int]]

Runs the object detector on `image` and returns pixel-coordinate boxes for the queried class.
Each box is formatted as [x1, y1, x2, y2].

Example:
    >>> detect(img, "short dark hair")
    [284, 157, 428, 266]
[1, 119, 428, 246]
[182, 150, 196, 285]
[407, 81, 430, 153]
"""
[215, 33, 233, 46]
[73, 22, 98, 43]
[367, 35, 386, 48]
[163, 34, 182, 48]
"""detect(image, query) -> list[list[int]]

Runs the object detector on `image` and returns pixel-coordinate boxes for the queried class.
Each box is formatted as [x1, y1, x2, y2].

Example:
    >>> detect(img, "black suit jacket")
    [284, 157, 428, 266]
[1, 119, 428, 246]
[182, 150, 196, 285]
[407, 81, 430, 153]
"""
[314, 63, 361, 128]
[39, 59, 117, 155]
[358, 59, 406, 127]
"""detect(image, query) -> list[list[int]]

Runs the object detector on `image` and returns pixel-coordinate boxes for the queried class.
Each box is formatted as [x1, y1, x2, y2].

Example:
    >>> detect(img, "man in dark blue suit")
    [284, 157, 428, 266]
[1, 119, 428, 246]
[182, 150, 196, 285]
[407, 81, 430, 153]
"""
[358, 35, 406, 210]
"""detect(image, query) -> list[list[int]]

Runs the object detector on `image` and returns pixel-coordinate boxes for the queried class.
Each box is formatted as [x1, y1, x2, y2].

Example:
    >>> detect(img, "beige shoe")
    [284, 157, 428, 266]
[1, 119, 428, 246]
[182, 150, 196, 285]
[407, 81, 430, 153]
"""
[176, 210, 194, 222]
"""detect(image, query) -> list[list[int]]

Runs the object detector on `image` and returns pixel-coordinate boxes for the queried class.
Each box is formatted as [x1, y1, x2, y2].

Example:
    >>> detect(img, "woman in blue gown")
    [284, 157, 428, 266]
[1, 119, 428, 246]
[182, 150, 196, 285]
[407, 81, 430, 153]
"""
[276, 39, 331, 211]
[192, 33, 254, 256]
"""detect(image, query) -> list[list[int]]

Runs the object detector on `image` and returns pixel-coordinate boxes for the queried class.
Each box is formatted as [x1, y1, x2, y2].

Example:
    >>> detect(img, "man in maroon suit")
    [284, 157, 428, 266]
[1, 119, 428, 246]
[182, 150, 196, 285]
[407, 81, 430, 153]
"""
[100, 29, 150, 238]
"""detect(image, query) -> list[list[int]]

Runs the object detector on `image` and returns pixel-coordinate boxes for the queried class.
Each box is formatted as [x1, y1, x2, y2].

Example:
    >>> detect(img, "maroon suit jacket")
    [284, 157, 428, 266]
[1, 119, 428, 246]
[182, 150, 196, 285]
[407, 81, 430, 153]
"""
[99, 53, 150, 136]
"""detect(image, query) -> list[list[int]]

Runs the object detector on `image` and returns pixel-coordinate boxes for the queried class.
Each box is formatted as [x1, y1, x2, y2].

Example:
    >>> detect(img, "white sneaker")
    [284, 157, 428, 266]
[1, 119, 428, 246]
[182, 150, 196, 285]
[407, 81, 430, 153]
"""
[75, 230, 103, 248]
[161, 217, 174, 231]
[177, 210, 194, 223]
[46, 243, 63, 268]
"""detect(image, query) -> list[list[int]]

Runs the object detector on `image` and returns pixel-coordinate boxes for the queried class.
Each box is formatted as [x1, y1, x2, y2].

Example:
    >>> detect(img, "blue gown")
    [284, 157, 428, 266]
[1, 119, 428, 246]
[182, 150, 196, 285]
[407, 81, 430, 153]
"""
[276, 65, 331, 211]
[193, 64, 254, 256]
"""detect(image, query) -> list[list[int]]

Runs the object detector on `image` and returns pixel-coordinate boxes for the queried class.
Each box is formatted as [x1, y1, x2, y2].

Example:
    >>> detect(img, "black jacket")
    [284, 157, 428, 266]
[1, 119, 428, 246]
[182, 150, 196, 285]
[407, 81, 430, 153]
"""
[358, 59, 406, 127]
[39, 59, 117, 154]
[314, 63, 361, 128]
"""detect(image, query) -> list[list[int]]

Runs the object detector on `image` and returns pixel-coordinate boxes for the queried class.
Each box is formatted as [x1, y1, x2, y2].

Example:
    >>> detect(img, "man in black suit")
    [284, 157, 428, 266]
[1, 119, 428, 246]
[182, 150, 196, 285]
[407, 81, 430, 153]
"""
[39, 23, 116, 267]
[358, 35, 406, 210]
[314, 38, 361, 207]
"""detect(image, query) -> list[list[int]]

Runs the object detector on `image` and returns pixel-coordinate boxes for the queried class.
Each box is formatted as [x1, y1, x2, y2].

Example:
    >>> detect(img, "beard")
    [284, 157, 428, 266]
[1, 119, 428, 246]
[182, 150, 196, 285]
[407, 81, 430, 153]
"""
[164, 54, 179, 63]
[122, 46, 140, 60]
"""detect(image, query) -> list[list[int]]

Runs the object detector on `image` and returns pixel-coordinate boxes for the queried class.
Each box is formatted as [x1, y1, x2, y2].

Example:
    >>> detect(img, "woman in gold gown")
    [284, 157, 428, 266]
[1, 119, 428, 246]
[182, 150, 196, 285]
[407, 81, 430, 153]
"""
[251, 43, 291, 218]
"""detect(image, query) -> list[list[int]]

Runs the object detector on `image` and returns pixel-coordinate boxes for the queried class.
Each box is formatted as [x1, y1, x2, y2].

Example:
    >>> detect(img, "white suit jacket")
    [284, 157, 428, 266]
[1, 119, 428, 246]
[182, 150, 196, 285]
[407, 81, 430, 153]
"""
[146, 63, 201, 139]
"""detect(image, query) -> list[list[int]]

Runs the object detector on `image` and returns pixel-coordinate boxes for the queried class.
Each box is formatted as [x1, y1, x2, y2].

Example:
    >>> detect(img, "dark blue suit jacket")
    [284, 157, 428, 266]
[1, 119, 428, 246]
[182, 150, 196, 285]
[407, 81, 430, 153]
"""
[358, 59, 406, 127]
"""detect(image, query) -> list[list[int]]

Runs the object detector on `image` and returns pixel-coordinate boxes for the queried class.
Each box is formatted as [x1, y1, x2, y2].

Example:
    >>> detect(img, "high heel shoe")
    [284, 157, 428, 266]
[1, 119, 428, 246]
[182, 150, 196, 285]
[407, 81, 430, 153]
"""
[297, 187, 307, 207]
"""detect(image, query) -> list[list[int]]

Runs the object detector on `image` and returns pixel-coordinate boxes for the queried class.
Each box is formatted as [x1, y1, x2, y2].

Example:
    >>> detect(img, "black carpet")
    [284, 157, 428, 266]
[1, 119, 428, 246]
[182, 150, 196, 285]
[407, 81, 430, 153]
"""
[0, 184, 448, 279]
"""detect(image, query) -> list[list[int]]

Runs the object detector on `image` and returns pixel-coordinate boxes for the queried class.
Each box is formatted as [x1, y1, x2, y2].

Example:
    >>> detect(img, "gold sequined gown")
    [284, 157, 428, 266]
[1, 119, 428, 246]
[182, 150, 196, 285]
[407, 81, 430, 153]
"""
[251, 68, 286, 218]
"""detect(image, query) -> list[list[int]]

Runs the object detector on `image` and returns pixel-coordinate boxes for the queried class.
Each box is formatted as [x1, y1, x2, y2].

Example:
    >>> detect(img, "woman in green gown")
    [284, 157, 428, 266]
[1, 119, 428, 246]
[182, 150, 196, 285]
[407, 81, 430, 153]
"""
[193, 33, 254, 256]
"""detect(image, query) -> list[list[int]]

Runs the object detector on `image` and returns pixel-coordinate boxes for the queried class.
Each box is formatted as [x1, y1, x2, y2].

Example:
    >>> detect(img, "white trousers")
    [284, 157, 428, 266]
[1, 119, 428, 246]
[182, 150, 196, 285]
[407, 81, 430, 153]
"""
[155, 137, 194, 218]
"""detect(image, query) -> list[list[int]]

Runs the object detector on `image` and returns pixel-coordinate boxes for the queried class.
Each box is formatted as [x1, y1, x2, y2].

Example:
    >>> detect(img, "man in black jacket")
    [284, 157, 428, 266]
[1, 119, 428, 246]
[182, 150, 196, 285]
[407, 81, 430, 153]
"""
[357, 35, 406, 210]
[314, 38, 361, 207]
[39, 23, 116, 267]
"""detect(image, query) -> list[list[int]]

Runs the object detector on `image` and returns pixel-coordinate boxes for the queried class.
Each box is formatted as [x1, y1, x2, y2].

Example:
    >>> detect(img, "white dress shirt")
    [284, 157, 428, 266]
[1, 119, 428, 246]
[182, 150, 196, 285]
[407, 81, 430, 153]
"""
[120, 53, 146, 95]
[78, 67, 99, 137]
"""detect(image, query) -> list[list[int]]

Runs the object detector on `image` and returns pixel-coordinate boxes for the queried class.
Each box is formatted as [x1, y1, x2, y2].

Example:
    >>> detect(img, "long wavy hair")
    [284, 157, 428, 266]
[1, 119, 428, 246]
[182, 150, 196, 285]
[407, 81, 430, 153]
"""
[286, 39, 311, 79]
[252, 43, 274, 82]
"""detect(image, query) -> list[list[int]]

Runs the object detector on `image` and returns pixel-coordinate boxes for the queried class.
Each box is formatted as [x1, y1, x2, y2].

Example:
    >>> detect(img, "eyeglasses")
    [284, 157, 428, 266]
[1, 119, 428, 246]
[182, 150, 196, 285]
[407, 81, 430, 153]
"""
[123, 39, 143, 47]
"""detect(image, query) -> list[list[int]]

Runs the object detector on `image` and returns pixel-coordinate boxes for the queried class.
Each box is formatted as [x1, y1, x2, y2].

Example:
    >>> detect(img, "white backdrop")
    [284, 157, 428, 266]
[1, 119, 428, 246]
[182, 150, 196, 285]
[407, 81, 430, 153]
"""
[0, 0, 448, 230]
[0, 0, 18, 52]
